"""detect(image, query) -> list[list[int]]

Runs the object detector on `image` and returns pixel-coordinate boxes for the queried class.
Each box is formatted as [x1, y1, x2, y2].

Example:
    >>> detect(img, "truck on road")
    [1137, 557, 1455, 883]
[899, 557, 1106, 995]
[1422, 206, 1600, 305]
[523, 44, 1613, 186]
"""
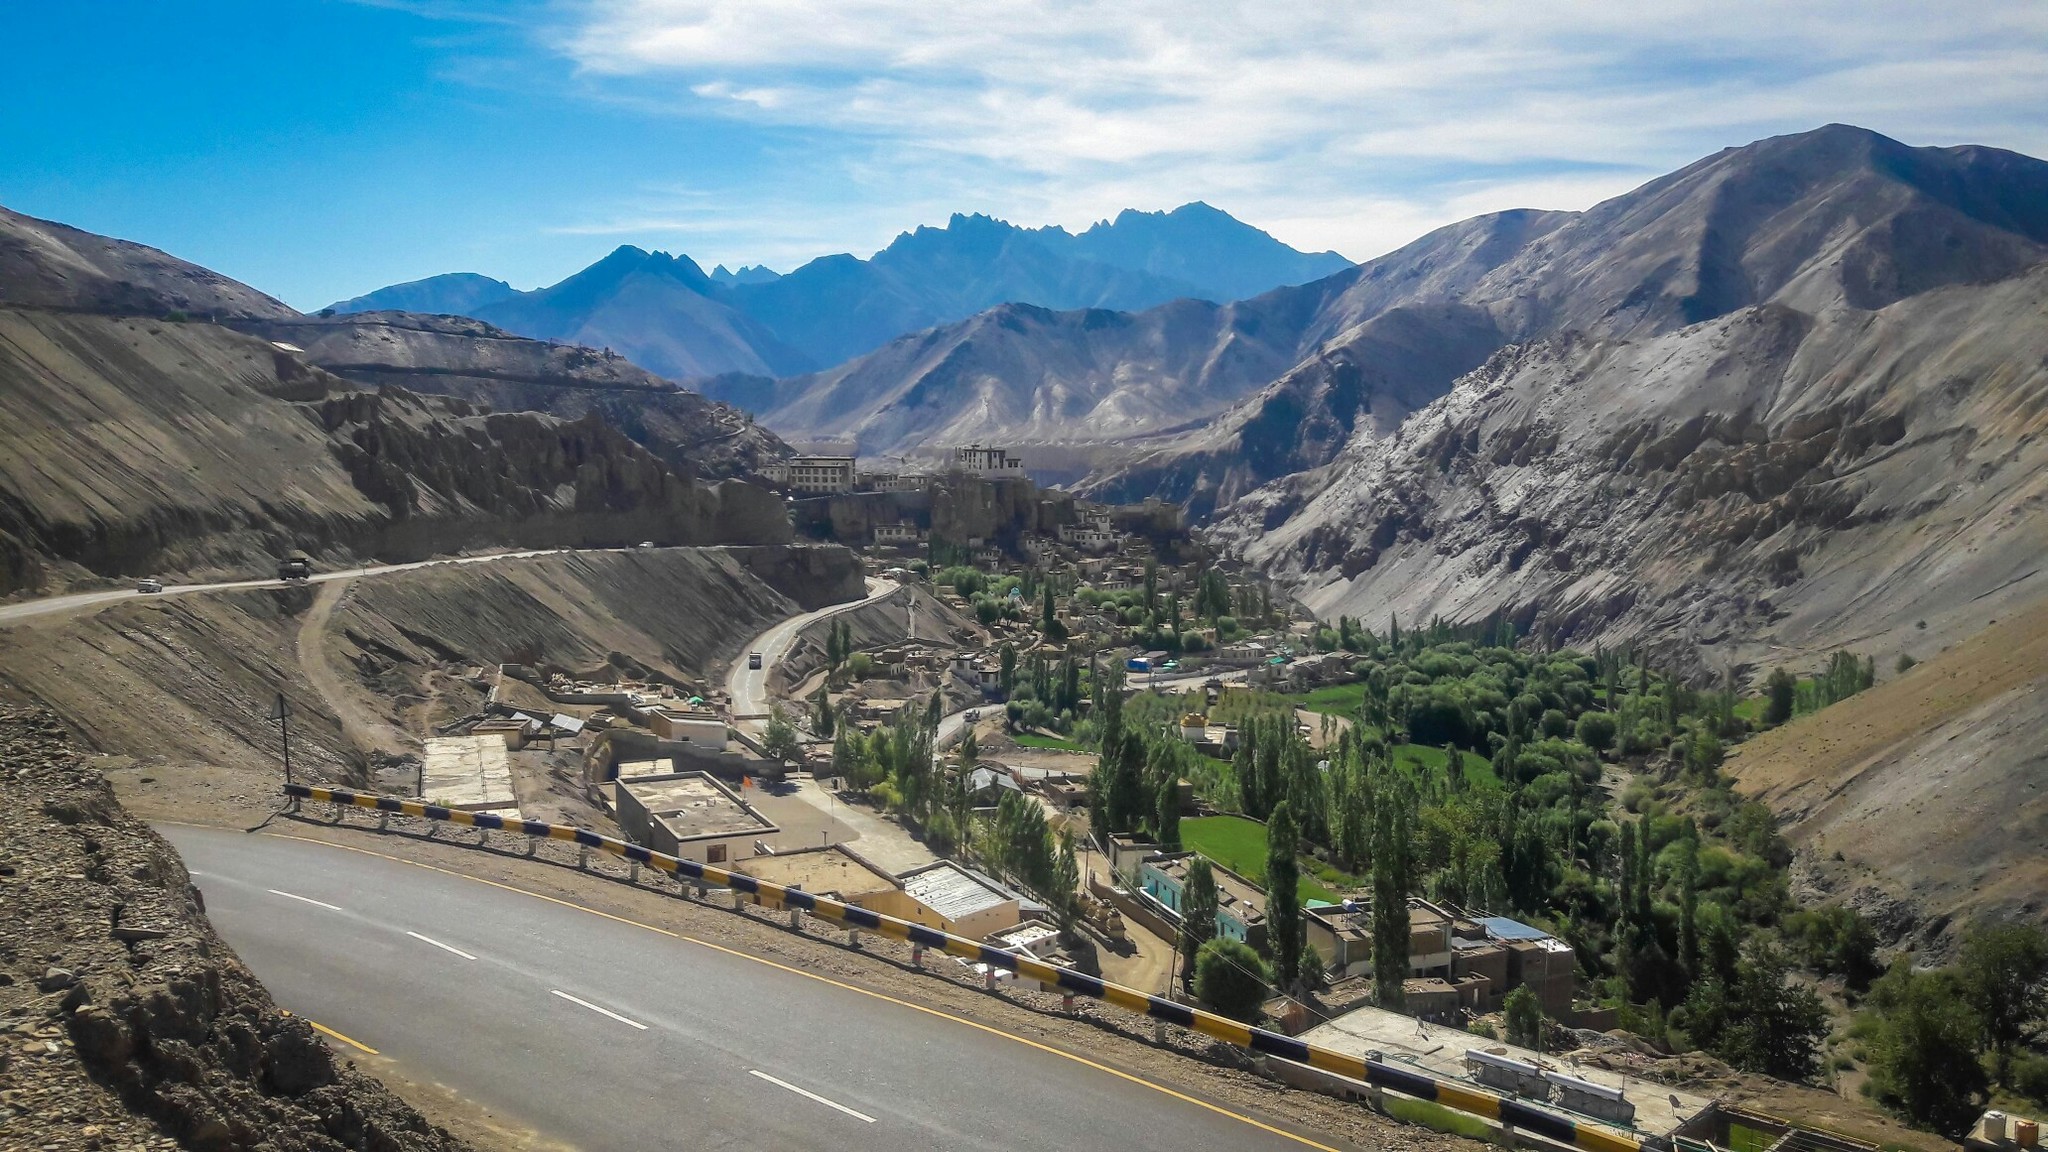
[276, 556, 313, 581]
[747, 652, 764, 670]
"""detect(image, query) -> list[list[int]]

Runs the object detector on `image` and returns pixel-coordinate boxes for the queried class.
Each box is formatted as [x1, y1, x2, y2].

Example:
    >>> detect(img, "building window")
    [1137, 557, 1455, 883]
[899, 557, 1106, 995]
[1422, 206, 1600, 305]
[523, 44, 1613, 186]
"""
[706, 843, 727, 864]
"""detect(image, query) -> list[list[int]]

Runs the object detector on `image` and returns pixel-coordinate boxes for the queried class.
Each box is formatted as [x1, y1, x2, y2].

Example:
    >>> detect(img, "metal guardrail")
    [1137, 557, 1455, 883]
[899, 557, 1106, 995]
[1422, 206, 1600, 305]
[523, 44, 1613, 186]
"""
[283, 783, 1644, 1152]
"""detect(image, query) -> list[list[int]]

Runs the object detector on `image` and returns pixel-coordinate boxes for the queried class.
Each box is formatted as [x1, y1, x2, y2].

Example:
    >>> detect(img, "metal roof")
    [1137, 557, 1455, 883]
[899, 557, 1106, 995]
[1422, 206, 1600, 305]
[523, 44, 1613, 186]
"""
[1476, 915, 1550, 941]
[899, 862, 1012, 922]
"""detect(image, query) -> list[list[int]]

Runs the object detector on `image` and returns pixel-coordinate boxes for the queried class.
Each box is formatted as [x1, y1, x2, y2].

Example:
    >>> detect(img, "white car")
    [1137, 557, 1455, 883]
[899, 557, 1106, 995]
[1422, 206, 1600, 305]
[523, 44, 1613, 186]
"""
[136, 578, 163, 594]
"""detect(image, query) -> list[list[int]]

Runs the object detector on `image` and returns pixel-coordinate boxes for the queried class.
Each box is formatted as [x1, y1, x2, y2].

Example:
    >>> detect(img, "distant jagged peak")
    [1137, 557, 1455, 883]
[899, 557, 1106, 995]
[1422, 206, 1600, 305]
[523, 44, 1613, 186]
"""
[710, 263, 781, 285]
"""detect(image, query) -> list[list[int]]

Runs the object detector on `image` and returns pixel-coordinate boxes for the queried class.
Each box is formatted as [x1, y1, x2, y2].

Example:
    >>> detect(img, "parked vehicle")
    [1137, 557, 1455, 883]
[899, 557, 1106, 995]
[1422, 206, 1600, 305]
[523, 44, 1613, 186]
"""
[136, 578, 163, 594]
[747, 652, 764, 670]
[964, 709, 980, 722]
[276, 556, 313, 581]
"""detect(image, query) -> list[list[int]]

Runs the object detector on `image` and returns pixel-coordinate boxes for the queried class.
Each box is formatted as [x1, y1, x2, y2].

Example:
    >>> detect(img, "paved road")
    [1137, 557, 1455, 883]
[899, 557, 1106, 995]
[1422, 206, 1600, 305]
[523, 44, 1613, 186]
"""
[0, 549, 569, 626]
[166, 826, 1334, 1152]
[725, 576, 900, 736]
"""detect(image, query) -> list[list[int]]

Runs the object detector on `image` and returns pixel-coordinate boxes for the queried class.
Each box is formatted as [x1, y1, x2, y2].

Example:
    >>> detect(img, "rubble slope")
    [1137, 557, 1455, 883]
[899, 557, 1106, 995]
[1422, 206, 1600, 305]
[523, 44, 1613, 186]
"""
[0, 705, 471, 1152]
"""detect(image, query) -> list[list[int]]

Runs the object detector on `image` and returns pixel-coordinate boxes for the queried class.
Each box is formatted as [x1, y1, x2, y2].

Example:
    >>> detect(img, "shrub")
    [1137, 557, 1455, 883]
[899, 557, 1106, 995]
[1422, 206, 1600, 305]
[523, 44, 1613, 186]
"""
[1194, 938, 1271, 1022]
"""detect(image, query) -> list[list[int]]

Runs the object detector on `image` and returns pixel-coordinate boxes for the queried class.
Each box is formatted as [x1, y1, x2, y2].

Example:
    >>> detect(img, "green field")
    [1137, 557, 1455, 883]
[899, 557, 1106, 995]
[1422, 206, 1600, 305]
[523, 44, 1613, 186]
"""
[1392, 742, 1501, 789]
[1010, 730, 1088, 753]
[1297, 682, 1367, 715]
[1180, 815, 1337, 904]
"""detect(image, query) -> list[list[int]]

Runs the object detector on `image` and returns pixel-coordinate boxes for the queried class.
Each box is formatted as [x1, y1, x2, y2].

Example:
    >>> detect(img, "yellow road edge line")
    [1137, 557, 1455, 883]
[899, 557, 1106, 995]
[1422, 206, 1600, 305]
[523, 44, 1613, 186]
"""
[308, 1018, 380, 1055]
[258, 830, 1345, 1152]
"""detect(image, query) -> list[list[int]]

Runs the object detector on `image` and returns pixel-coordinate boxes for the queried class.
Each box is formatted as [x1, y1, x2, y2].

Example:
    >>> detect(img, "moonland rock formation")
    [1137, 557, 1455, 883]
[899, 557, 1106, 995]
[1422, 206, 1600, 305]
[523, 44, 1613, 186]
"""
[0, 705, 473, 1152]
[237, 310, 788, 481]
[0, 207, 793, 595]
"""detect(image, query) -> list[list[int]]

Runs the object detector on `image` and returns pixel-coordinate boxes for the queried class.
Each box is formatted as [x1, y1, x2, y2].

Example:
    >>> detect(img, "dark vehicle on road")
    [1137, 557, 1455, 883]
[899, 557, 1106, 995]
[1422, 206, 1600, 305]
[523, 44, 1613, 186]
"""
[748, 652, 764, 670]
[277, 556, 313, 581]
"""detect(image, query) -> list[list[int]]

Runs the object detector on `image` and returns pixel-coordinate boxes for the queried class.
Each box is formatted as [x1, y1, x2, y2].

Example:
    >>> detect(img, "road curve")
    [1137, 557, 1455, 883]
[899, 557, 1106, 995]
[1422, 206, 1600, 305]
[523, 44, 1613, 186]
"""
[165, 825, 1340, 1152]
[725, 576, 900, 736]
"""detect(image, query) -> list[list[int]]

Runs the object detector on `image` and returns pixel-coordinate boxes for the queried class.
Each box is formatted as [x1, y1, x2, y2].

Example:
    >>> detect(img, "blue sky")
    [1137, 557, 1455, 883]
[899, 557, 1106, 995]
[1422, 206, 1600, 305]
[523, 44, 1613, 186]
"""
[5, 1, 2045, 311]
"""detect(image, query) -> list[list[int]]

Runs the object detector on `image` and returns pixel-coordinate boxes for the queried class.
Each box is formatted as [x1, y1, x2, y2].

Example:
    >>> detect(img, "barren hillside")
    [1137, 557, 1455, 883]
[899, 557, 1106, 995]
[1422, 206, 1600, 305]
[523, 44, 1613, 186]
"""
[1723, 595, 2048, 946]
[0, 211, 798, 596]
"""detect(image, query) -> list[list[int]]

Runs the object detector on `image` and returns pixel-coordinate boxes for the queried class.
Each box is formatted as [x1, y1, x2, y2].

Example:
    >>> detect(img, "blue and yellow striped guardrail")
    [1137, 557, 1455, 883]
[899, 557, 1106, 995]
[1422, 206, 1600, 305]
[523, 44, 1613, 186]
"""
[283, 782, 1644, 1152]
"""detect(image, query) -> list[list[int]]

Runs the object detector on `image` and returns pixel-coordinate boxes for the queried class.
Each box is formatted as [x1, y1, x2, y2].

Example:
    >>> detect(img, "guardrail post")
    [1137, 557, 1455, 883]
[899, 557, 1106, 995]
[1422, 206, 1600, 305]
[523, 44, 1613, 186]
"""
[524, 836, 537, 857]
[629, 861, 640, 883]
[693, 881, 706, 900]
[289, 795, 301, 814]
[477, 828, 489, 848]
[846, 929, 862, 949]
[911, 944, 925, 968]
[983, 967, 997, 991]
[378, 811, 388, 832]
[329, 801, 342, 823]
[577, 845, 589, 870]
[1062, 993, 1075, 1013]
[1154, 1022, 1167, 1045]
[424, 821, 437, 840]
[731, 888, 745, 911]
[788, 907, 802, 929]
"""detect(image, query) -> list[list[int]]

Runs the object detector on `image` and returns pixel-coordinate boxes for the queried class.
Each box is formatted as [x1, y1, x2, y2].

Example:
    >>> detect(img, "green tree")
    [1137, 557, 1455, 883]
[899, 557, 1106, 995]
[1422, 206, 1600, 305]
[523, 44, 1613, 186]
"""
[1194, 938, 1269, 1022]
[1866, 962, 1989, 1135]
[1050, 830, 1081, 933]
[762, 704, 802, 765]
[813, 687, 835, 737]
[1106, 732, 1149, 834]
[1179, 857, 1220, 990]
[1504, 985, 1544, 1048]
[1371, 799, 1409, 1009]
[958, 729, 978, 772]
[1764, 667, 1797, 726]
[1155, 775, 1181, 848]
[1574, 711, 1617, 755]
[1682, 942, 1829, 1082]
[1958, 921, 2048, 1085]
[1266, 801, 1306, 989]
[999, 643, 1017, 694]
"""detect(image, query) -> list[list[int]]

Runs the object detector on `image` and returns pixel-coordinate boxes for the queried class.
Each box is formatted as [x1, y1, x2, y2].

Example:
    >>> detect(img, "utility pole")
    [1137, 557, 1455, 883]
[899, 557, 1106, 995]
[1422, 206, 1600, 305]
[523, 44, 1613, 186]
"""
[267, 693, 293, 785]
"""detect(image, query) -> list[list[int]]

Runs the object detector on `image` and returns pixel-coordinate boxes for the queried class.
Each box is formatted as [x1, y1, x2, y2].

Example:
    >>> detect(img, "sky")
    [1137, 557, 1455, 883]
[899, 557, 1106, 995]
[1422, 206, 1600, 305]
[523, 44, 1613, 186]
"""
[4, 0, 2045, 311]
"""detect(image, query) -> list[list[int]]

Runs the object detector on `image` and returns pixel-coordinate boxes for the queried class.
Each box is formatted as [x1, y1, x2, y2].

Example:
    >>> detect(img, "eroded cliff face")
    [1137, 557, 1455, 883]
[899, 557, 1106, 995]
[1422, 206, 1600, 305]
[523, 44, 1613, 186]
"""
[0, 706, 471, 1151]
[241, 312, 789, 481]
[0, 309, 791, 595]
[1217, 268, 2048, 670]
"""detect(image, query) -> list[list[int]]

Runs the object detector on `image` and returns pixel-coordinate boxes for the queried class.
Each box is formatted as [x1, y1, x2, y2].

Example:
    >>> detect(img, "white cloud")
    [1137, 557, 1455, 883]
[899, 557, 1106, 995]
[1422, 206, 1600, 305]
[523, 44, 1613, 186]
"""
[544, 0, 2048, 263]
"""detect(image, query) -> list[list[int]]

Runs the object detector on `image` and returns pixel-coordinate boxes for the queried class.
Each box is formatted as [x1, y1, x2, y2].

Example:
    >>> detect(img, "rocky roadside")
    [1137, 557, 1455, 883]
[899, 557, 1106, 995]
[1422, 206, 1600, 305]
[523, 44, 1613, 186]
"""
[0, 706, 473, 1152]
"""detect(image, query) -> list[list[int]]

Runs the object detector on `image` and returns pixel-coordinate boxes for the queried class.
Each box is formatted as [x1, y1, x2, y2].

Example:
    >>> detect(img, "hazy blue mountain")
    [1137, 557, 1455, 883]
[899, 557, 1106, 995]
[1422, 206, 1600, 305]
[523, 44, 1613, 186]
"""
[471, 247, 813, 380]
[1067, 202, 1353, 304]
[710, 264, 782, 285]
[325, 271, 516, 317]
[324, 204, 1354, 379]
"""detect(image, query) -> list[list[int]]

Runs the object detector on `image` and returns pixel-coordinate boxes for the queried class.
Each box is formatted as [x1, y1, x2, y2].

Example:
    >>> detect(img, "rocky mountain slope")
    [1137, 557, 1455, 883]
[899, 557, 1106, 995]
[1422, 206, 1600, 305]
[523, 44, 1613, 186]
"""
[1198, 125, 2048, 670]
[330, 204, 1351, 380]
[0, 208, 792, 596]
[0, 705, 472, 1152]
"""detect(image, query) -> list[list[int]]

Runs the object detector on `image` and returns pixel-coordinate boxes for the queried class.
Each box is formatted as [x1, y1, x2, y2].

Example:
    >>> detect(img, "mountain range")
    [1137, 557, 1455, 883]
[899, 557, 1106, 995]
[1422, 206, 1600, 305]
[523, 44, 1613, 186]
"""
[327, 203, 1352, 380]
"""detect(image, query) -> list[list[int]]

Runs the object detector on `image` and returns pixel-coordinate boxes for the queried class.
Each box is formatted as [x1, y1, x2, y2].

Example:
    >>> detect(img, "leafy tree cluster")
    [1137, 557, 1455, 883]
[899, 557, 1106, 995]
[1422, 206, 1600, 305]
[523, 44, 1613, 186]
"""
[1856, 922, 2048, 1134]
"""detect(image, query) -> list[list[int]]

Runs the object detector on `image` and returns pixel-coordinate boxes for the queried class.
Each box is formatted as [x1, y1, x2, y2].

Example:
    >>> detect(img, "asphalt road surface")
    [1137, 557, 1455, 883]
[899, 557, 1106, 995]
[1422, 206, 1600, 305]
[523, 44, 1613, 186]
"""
[166, 825, 1337, 1152]
[725, 576, 899, 736]
[0, 549, 568, 626]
